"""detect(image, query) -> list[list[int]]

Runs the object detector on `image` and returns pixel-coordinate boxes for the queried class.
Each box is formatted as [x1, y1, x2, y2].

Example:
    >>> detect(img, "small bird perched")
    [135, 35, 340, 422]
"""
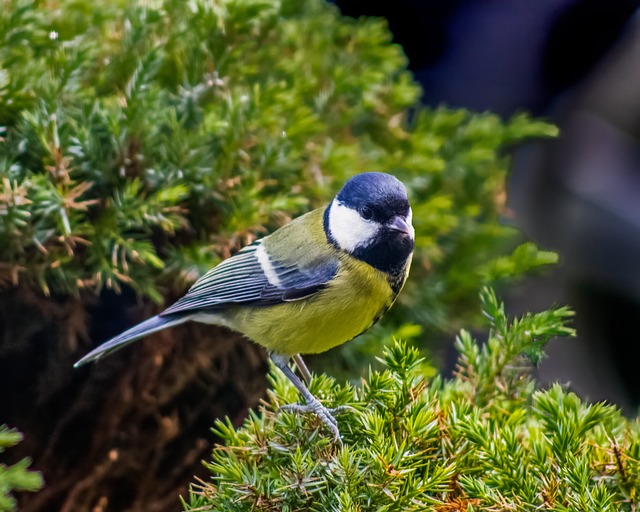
[75, 172, 414, 441]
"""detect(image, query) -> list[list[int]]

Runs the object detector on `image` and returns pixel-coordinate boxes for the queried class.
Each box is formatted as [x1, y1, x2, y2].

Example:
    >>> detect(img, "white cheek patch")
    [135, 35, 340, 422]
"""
[407, 207, 415, 239]
[255, 243, 283, 287]
[328, 200, 381, 252]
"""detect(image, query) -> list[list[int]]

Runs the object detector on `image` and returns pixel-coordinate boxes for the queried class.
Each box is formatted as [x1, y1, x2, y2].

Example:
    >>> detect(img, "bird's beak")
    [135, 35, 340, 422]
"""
[387, 215, 414, 237]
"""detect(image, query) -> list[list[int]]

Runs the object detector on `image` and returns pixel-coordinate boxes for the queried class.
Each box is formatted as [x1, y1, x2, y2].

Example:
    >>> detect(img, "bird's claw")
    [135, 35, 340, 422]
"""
[278, 401, 354, 443]
[325, 405, 357, 415]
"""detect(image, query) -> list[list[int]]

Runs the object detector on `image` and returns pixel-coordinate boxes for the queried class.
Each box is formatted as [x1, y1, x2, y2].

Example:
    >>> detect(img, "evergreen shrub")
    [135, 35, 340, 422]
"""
[186, 290, 640, 512]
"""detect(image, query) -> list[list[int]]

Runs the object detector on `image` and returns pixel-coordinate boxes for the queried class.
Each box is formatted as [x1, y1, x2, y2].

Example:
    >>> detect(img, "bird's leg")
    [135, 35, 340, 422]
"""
[270, 353, 341, 442]
[293, 353, 312, 384]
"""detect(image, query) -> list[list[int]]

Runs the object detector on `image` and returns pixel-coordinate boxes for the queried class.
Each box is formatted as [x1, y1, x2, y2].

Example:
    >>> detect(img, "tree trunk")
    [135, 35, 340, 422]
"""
[0, 286, 268, 512]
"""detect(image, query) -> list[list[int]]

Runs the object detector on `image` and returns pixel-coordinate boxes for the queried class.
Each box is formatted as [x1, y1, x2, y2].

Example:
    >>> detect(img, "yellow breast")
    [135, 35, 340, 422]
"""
[224, 257, 396, 356]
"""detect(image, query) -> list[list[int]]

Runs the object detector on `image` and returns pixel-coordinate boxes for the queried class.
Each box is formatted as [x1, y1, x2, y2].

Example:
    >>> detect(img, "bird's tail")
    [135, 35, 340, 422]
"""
[73, 314, 189, 368]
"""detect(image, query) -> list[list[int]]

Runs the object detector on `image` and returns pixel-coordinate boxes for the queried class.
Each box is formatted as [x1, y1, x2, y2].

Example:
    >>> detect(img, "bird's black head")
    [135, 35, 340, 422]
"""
[324, 172, 414, 275]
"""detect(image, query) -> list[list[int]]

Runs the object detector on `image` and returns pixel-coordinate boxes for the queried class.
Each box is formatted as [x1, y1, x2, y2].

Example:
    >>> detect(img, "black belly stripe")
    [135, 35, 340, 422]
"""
[354, 265, 408, 336]
[387, 265, 409, 295]
[340, 262, 409, 344]
[346, 296, 396, 344]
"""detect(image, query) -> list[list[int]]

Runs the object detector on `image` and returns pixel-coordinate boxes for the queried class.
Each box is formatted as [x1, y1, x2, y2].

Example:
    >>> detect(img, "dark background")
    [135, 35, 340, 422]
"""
[334, 0, 640, 410]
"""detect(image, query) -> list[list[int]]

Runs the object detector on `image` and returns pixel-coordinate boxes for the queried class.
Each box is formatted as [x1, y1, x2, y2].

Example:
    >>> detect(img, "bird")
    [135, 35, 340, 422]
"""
[74, 172, 415, 441]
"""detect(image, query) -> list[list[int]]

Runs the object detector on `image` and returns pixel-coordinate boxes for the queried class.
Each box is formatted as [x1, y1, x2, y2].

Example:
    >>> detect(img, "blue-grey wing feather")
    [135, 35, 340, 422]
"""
[160, 241, 338, 316]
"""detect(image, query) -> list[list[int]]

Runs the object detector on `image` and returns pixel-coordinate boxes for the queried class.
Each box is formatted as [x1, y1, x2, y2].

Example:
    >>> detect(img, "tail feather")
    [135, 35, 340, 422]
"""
[73, 314, 189, 367]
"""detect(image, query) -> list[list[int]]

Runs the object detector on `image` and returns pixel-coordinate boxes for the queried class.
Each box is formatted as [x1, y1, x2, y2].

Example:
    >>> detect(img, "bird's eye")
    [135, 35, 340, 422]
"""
[360, 205, 374, 220]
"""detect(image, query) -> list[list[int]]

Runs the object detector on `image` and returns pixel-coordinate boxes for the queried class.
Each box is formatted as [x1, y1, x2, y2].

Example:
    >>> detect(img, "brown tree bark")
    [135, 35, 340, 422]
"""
[0, 286, 268, 512]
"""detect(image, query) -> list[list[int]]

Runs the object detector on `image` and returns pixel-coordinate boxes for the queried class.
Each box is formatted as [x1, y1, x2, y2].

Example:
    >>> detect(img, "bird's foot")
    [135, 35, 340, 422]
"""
[278, 400, 354, 443]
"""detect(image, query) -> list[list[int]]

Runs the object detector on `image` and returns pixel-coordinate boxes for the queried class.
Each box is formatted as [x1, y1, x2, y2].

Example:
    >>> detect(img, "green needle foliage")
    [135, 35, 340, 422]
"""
[184, 290, 640, 512]
[0, 426, 43, 512]
[1, 0, 556, 338]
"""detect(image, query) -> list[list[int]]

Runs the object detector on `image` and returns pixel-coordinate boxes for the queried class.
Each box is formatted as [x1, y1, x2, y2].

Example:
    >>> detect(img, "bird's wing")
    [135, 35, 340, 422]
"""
[160, 240, 339, 316]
